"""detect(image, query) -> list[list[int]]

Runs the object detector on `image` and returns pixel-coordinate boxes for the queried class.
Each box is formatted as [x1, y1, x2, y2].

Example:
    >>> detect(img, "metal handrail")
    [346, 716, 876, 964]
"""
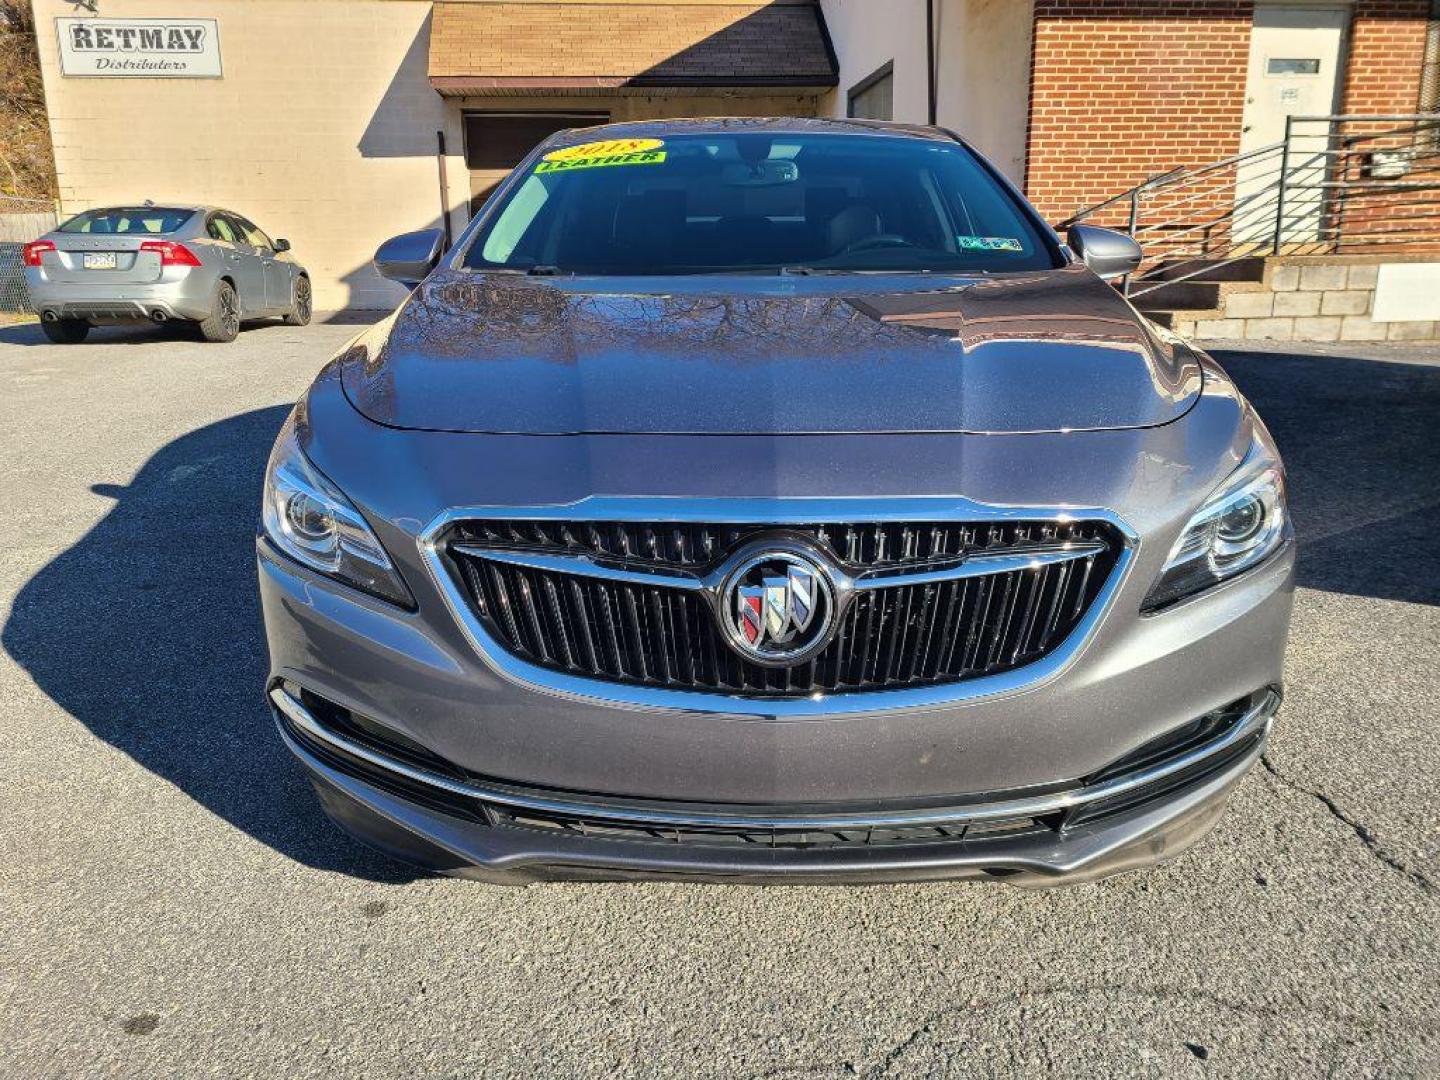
[1061, 113, 1440, 301]
[1132, 164, 1284, 220]
[1140, 142, 1287, 196]
[1062, 143, 1284, 228]
[1132, 166, 1287, 229]
[1289, 113, 1440, 122]
[1055, 166, 1184, 229]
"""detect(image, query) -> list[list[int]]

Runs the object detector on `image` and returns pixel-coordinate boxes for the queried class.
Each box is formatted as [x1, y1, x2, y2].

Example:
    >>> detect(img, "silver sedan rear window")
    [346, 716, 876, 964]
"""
[57, 208, 196, 235]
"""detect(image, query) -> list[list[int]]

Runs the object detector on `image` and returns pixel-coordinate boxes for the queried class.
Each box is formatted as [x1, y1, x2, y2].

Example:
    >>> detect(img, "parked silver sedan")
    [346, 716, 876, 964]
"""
[23, 203, 311, 343]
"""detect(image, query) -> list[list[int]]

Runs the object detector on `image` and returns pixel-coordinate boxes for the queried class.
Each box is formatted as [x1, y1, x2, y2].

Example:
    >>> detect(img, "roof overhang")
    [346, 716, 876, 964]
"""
[428, 0, 838, 97]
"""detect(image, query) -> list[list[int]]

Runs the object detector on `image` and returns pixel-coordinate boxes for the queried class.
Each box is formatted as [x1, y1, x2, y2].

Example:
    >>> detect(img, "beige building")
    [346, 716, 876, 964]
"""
[32, 0, 841, 310]
[820, 0, 1032, 183]
[31, 0, 1440, 333]
[32, 0, 1042, 310]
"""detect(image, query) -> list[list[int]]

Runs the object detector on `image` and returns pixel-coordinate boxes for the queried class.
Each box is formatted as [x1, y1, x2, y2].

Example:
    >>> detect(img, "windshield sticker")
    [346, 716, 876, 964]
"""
[538, 138, 667, 174]
[956, 235, 1024, 252]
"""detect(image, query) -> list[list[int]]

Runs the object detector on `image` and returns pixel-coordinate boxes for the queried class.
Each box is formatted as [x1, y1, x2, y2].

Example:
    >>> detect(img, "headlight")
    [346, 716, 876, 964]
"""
[1142, 430, 1290, 612]
[261, 416, 413, 607]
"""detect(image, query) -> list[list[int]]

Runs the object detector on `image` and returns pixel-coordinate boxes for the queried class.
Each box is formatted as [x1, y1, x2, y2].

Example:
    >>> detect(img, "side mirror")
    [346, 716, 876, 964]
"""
[272, 238, 292, 253]
[1067, 224, 1142, 281]
[374, 228, 444, 287]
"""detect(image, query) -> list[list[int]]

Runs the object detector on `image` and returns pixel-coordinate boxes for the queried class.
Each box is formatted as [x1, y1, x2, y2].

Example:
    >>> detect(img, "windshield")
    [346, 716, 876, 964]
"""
[57, 207, 196, 235]
[460, 133, 1059, 275]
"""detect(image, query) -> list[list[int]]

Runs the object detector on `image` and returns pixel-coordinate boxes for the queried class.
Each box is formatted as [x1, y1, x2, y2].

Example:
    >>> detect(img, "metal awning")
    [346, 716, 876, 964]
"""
[427, 0, 837, 96]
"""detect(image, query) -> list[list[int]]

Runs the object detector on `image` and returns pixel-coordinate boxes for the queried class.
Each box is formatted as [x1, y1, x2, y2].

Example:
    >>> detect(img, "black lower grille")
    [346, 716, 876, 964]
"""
[1063, 691, 1274, 828]
[445, 519, 1122, 697]
[278, 686, 1272, 853]
[490, 806, 1058, 849]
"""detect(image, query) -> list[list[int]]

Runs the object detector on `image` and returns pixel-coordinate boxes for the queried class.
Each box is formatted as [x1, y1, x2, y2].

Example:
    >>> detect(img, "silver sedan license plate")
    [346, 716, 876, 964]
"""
[83, 252, 118, 270]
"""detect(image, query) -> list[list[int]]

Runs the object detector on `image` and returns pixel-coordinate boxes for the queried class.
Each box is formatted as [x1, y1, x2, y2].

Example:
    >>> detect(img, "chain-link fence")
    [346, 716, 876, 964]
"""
[0, 196, 59, 313]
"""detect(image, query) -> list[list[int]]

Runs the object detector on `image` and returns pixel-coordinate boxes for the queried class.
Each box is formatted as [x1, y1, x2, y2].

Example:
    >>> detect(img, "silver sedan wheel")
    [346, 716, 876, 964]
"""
[199, 282, 241, 343]
[286, 276, 313, 327]
[220, 289, 239, 334]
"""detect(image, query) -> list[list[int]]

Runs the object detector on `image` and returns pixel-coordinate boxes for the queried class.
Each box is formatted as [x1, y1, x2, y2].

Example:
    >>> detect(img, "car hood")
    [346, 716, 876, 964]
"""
[338, 266, 1202, 435]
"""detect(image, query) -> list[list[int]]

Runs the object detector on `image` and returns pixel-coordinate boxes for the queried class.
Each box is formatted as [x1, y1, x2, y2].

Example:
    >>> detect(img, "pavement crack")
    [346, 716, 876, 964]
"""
[1261, 754, 1436, 897]
[863, 1020, 935, 1078]
[753, 982, 1396, 1079]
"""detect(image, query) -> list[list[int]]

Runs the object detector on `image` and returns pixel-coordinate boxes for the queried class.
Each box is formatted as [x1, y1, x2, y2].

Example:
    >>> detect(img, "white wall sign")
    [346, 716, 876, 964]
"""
[1372, 263, 1440, 323]
[56, 17, 222, 78]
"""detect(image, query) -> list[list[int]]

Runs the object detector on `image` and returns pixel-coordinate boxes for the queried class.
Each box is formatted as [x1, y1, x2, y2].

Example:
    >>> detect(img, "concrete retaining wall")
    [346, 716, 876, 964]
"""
[1170, 256, 1440, 343]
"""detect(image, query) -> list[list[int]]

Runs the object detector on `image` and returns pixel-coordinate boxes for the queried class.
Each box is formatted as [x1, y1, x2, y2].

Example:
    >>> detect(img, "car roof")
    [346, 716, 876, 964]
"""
[540, 116, 957, 151]
[73, 203, 209, 213]
[69, 205, 269, 220]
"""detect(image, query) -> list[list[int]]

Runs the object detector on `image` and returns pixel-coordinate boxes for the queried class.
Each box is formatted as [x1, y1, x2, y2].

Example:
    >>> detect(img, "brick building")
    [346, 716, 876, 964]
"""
[1023, 0, 1433, 221]
[29, 0, 1440, 310]
[825, 0, 1435, 219]
[818, 0, 1438, 339]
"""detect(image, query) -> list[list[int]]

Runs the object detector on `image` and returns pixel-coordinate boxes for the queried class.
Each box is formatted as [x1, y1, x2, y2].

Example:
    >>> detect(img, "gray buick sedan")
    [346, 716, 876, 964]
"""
[259, 118, 1294, 886]
[24, 203, 311, 343]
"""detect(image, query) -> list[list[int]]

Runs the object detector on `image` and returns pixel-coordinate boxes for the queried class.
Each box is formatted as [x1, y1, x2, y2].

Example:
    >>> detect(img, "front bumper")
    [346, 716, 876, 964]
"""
[271, 682, 1278, 885]
[257, 357, 1295, 884]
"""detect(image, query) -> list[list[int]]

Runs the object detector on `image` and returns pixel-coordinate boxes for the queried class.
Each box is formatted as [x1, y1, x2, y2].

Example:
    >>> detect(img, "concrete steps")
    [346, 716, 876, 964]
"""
[1146, 256, 1269, 283]
[1132, 281, 1224, 313]
[1129, 258, 1269, 323]
[1127, 255, 1430, 343]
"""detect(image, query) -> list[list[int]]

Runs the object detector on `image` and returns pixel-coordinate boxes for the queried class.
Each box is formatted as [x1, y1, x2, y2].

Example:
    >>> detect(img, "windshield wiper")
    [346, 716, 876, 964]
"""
[777, 266, 943, 276]
[525, 264, 570, 276]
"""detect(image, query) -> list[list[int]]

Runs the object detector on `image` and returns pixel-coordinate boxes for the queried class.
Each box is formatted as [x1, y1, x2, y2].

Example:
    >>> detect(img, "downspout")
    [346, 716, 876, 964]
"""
[926, 0, 938, 124]
[436, 130, 454, 250]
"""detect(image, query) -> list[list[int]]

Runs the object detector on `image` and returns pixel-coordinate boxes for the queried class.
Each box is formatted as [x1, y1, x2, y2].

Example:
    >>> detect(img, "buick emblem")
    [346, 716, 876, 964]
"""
[719, 549, 837, 666]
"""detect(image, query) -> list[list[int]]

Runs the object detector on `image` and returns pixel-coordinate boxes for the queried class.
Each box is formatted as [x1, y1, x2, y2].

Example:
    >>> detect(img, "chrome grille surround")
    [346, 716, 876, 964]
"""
[419, 498, 1137, 716]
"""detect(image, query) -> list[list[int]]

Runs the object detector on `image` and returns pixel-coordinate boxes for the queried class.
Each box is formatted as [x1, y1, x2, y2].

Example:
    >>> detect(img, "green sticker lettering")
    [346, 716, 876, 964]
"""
[536, 150, 668, 174]
[957, 235, 1024, 252]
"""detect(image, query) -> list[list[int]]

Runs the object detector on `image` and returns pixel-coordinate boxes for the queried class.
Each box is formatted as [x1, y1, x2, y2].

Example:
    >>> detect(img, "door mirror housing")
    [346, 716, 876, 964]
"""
[1067, 224, 1143, 281]
[374, 229, 445, 287]
[272, 238, 292, 253]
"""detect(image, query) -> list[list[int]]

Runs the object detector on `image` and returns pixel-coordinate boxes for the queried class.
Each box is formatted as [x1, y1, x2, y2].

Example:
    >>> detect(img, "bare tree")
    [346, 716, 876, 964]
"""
[0, 1, 57, 200]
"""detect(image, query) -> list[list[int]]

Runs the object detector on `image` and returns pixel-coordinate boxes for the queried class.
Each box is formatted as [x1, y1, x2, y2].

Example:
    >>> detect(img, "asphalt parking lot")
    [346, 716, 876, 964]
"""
[1, 316, 1437, 1079]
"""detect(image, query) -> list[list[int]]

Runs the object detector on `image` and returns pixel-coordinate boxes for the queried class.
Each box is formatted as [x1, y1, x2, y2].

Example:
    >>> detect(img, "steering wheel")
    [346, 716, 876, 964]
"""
[839, 233, 916, 255]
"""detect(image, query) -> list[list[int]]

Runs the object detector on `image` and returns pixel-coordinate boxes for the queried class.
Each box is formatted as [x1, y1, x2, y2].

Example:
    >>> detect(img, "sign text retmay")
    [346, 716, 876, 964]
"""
[56, 18, 223, 78]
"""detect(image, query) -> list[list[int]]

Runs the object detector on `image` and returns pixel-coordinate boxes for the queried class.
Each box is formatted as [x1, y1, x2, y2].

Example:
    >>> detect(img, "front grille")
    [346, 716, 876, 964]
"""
[450, 519, 1049, 572]
[444, 518, 1122, 697]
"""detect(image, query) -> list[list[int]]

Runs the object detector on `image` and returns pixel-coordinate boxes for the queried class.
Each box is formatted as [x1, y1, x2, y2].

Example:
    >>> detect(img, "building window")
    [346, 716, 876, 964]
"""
[1266, 58, 1321, 76]
[847, 61, 894, 121]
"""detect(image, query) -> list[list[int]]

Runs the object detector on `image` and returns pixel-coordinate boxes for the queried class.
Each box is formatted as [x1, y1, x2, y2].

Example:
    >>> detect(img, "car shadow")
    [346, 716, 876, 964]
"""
[1210, 344, 1440, 608]
[0, 314, 378, 348]
[0, 320, 191, 346]
[1, 405, 419, 882]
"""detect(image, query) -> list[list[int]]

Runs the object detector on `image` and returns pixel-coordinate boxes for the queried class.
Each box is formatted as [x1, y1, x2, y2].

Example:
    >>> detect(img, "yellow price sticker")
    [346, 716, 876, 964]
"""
[543, 138, 664, 162]
[537, 138, 668, 173]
